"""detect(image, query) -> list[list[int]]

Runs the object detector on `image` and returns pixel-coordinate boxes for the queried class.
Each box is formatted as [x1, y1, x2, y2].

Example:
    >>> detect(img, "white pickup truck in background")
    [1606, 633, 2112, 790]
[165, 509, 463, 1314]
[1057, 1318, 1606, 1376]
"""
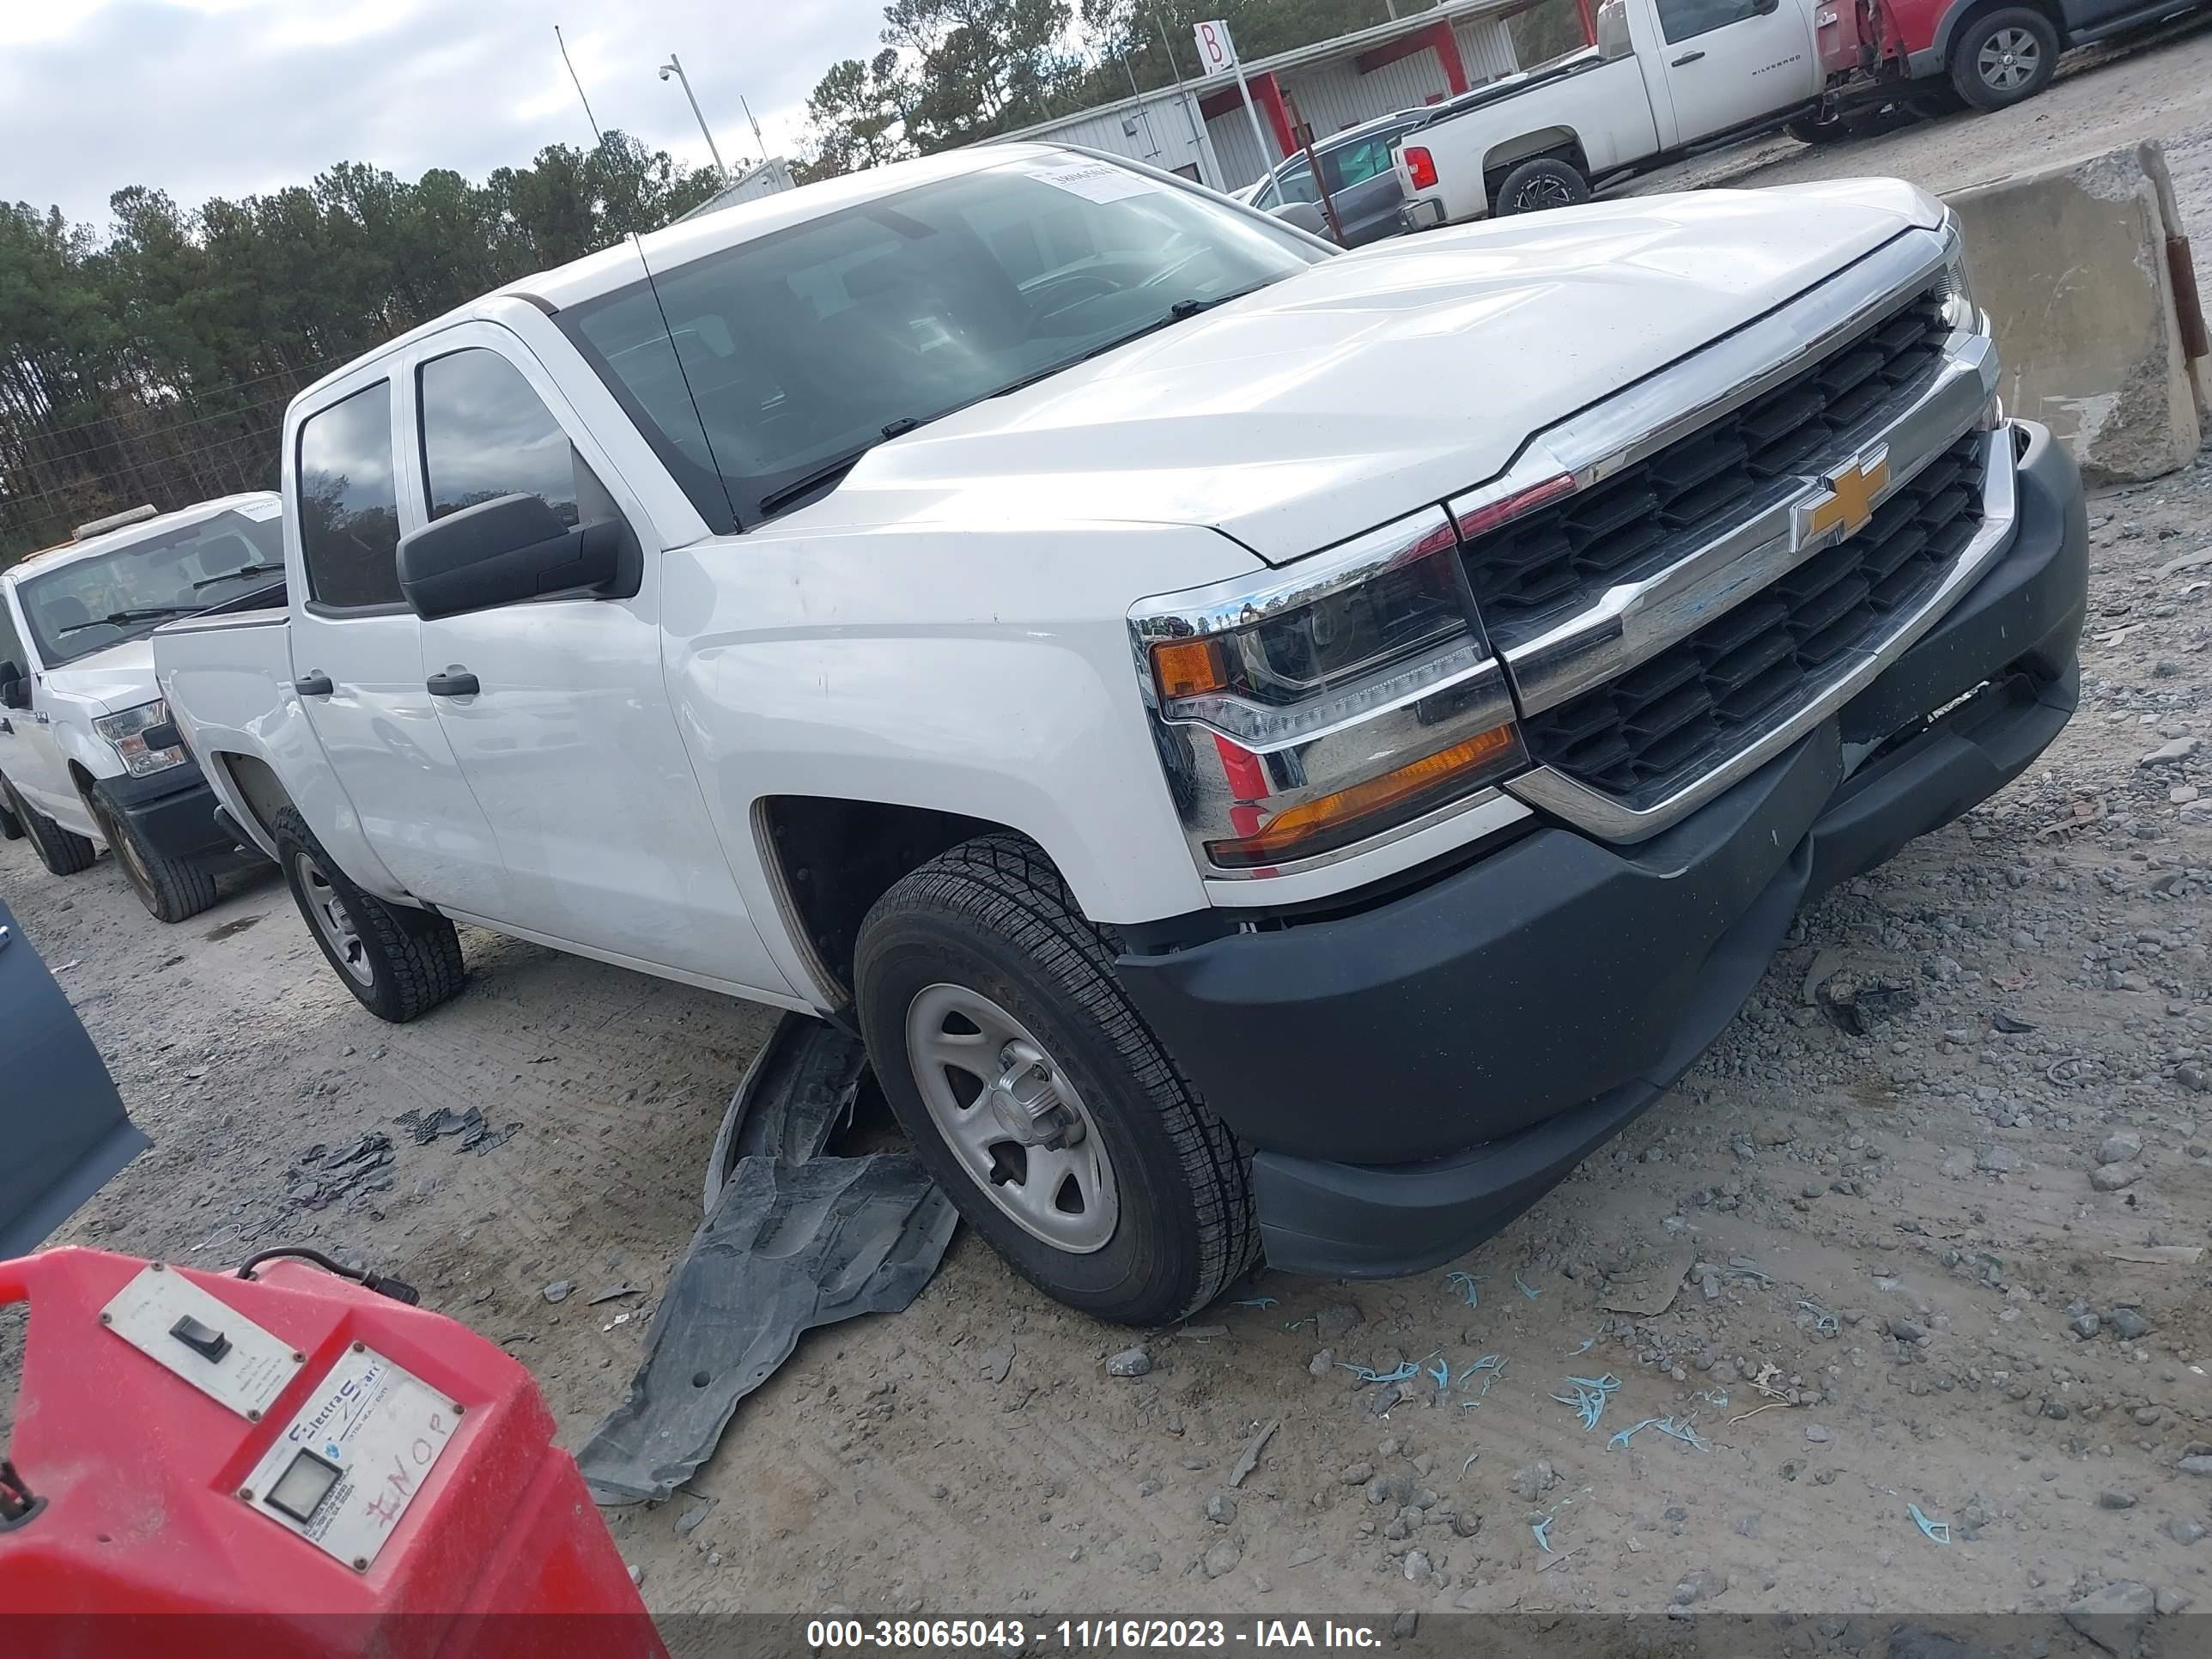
[0, 495, 282, 921]
[156, 144, 2087, 1325]
[1395, 0, 1833, 224]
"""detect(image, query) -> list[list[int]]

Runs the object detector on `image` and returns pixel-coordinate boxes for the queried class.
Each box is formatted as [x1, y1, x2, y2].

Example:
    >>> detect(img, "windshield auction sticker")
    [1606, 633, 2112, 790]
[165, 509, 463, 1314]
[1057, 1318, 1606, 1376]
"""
[1030, 161, 1159, 204]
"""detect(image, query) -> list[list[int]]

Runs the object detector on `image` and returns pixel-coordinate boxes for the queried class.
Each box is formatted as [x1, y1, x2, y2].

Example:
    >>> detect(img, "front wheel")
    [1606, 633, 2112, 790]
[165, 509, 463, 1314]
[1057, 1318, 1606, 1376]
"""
[1493, 156, 1591, 216]
[3, 775, 95, 876]
[854, 835, 1257, 1325]
[86, 787, 218, 923]
[1949, 7, 2060, 110]
[273, 805, 465, 1022]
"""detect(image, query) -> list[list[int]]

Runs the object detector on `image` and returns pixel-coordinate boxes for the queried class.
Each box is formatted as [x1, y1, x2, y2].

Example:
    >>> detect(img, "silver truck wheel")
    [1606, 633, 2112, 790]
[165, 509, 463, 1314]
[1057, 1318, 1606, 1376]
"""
[855, 833, 1257, 1325]
[1949, 8, 2059, 109]
[905, 982, 1119, 1253]
[295, 851, 374, 986]
[272, 805, 465, 1023]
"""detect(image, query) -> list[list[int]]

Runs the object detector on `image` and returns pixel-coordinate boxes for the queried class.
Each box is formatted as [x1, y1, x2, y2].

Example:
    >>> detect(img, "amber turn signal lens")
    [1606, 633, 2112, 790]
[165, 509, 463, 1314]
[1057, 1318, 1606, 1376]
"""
[1151, 638, 1226, 701]
[1206, 722, 1522, 869]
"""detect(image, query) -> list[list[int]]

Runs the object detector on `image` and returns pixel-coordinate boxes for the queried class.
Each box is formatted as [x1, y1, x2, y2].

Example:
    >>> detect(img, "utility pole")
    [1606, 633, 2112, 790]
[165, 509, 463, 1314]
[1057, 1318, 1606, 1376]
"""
[740, 94, 767, 159]
[658, 52, 729, 182]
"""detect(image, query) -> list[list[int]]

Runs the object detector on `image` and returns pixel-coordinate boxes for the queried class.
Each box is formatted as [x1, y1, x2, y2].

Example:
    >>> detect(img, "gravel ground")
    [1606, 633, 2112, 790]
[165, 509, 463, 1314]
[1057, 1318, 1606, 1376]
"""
[6, 41, 2212, 1639]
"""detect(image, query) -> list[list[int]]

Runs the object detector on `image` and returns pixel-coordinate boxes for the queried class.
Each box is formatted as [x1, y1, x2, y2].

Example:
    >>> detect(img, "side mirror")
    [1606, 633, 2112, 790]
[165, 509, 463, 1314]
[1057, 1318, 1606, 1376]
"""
[396, 494, 622, 622]
[1268, 200, 1329, 238]
[1753, 0, 1779, 13]
[0, 661, 27, 711]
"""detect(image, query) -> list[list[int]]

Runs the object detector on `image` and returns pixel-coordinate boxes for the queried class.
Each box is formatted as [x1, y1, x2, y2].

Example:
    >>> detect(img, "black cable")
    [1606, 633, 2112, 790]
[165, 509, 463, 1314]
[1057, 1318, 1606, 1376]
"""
[234, 1246, 419, 1304]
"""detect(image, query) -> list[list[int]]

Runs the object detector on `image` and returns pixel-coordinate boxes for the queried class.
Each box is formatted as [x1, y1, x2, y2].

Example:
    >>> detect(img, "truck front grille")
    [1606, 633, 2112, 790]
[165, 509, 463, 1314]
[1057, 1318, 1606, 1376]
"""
[1521, 431, 1985, 801]
[1468, 289, 1952, 631]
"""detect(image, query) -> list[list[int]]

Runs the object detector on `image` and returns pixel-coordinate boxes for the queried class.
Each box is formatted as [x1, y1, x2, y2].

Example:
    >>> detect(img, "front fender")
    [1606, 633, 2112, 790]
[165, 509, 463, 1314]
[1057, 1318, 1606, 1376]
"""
[662, 520, 1264, 951]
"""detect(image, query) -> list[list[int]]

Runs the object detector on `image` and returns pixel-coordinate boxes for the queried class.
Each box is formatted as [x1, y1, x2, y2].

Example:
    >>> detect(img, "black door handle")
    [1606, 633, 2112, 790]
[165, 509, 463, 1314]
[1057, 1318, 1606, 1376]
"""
[426, 670, 480, 698]
[1671, 49, 1705, 64]
[294, 673, 334, 697]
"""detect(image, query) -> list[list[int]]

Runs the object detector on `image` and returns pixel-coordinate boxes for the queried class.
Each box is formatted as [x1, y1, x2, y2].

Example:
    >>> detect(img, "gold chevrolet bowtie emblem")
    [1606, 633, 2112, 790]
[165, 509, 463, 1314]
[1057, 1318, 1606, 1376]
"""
[1797, 447, 1890, 548]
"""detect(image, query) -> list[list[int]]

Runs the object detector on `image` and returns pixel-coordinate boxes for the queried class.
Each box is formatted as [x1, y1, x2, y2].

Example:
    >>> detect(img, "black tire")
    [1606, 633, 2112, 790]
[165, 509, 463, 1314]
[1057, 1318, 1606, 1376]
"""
[1948, 7, 2060, 109]
[854, 835, 1257, 1326]
[0, 792, 21, 841]
[3, 775, 96, 876]
[1785, 114, 1853, 144]
[1493, 156, 1591, 217]
[84, 785, 219, 924]
[272, 805, 465, 1022]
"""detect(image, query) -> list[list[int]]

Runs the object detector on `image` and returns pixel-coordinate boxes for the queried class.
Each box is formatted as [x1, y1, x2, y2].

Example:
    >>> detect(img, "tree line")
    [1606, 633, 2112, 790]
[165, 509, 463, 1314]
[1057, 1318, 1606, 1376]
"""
[0, 135, 720, 563]
[797, 0, 1582, 174]
[2, 0, 1578, 565]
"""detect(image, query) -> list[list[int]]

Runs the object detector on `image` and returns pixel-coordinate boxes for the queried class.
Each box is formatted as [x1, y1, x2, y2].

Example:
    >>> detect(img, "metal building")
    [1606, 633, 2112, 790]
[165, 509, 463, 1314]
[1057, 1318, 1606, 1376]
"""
[992, 0, 1587, 191]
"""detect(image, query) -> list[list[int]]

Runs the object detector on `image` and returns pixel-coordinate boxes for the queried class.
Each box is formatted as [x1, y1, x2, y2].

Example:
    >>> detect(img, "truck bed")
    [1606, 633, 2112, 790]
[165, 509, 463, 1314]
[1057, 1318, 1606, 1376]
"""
[153, 609, 301, 862]
[1396, 52, 1659, 224]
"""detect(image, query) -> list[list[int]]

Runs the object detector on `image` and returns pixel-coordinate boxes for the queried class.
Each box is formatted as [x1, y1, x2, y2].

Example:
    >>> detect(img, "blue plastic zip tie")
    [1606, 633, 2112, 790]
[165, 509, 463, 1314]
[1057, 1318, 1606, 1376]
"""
[1908, 1502, 1951, 1545]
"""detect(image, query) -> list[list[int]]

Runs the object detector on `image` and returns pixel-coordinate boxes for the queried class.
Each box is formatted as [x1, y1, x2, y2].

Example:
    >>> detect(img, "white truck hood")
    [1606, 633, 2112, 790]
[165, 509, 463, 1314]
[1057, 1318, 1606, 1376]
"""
[793, 182, 1943, 565]
[41, 636, 158, 715]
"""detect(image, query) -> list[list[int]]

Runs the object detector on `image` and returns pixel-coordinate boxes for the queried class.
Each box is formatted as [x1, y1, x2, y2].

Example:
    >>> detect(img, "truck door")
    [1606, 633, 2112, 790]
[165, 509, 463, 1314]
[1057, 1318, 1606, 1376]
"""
[1649, 0, 1820, 143]
[0, 586, 80, 822]
[287, 377, 513, 915]
[401, 327, 793, 997]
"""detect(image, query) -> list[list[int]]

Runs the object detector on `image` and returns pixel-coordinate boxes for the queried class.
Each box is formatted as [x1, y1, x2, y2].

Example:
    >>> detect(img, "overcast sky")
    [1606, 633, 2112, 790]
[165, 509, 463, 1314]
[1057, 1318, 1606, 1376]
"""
[2, 0, 889, 230]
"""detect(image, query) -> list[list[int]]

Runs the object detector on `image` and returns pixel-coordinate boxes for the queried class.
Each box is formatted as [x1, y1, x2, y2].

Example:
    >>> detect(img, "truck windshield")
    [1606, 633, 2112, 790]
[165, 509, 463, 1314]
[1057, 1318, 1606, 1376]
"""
[559, 154, 1325, 527]
[16, 509, 283, 667]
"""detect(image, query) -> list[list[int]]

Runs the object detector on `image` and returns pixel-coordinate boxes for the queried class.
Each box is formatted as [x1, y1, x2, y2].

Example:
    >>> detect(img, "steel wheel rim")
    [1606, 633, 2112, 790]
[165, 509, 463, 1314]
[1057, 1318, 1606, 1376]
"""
[98, 804, 155, 900]
[1978, 29, 2039, 89]
[904, 982, 1119, 1253]
[295, 851, 374, 986]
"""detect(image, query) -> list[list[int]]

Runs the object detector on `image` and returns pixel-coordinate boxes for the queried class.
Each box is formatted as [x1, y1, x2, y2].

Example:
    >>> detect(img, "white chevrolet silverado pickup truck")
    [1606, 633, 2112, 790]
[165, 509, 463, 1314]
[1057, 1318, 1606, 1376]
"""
[155, 144, 2087, 1323]
[1395, 0, 1834, 225]
[0, 495, 282, 921]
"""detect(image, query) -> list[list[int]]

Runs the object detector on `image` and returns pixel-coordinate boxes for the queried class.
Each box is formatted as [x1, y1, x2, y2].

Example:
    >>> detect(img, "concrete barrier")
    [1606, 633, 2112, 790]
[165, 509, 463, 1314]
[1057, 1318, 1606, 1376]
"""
[1945, 142, 2209, 486]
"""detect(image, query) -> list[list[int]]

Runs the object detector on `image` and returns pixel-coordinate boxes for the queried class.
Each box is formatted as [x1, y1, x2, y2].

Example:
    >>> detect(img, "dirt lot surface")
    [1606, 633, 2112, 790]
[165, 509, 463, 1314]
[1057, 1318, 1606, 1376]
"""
[7, 33, 2212, 1643]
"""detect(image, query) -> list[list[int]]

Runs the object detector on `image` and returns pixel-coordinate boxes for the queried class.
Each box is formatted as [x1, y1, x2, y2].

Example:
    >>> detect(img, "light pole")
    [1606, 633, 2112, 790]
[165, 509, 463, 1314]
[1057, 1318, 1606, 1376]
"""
[658, 52, 729, 182]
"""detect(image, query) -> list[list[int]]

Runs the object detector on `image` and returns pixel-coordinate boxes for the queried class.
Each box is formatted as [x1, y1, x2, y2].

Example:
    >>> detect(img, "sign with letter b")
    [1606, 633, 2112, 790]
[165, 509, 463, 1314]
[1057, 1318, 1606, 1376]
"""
[1193, 19, 1238, 71]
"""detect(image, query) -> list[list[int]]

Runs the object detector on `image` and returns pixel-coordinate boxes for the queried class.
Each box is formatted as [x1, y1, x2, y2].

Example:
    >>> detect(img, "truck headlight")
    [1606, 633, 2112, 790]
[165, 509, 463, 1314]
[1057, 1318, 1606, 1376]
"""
[1936, 216, 1980, 334]
[93, 699, 189, 778]
[1132, 508, 1526, 874]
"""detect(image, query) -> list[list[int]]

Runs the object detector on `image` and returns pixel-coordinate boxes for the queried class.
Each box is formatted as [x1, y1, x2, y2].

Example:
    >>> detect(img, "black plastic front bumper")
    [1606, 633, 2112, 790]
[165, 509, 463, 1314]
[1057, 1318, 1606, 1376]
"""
[1114, 422, 2088, 1279]
[96, 762, 239, 866]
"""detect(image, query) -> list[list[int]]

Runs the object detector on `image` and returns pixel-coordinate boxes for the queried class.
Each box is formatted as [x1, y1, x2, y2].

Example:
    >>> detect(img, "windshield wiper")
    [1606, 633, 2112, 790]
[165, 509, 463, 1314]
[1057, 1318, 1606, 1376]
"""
[755, 413, 953, 519]
[59, 605, 197, 634]
[193, 562, 283, 590]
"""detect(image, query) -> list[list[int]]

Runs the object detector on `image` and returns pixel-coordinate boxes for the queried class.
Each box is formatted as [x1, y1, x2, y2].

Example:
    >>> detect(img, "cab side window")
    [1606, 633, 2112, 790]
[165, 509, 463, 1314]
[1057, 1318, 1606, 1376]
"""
[417, 348, 596, 526]
[1322, 137, 1395, 192]
[1656, 0, 1762, 42]
[0, 592, 27, 675]
[297, 382, 404, 610]
[1276, 161, 1321, 206]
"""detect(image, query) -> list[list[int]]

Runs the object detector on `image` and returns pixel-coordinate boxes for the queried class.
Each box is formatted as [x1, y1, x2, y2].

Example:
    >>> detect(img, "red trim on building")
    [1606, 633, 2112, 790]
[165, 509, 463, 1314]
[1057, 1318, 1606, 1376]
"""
[1196, 86, 1243, 123]
[1428, 19, 1471, 94]
[1250, 71, 1296, 158]
[1352, 19, 1469, 94]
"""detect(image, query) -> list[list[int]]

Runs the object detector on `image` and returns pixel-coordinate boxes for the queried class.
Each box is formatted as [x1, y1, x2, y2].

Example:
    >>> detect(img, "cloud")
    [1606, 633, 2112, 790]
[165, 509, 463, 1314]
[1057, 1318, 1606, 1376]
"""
[2, 0, 887, 229]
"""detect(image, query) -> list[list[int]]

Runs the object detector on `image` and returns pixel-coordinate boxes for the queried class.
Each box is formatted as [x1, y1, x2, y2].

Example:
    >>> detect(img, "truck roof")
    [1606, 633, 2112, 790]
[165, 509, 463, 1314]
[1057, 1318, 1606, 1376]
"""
[289, 143, 1084, 411]
[3, 491, 280, 585]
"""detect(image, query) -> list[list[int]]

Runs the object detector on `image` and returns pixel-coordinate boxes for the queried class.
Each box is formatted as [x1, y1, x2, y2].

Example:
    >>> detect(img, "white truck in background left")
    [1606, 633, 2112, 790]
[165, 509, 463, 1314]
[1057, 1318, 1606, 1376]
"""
[0, 495, 282, 921]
